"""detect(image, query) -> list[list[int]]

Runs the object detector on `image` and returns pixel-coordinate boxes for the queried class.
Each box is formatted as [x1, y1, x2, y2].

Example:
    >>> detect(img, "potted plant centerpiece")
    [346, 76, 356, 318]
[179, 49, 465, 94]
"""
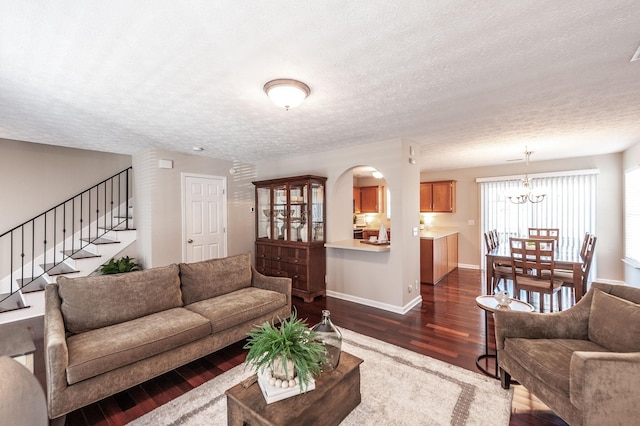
[244, 311, 327, 396]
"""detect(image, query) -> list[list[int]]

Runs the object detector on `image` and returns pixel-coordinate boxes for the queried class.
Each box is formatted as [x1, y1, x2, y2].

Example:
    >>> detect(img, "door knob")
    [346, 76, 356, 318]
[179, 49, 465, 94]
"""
[187, 239, 193, 244]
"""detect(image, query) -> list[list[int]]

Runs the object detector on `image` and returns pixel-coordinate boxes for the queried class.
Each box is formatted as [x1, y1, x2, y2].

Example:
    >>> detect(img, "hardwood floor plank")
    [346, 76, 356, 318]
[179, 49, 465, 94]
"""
[63, 267, 567, 426]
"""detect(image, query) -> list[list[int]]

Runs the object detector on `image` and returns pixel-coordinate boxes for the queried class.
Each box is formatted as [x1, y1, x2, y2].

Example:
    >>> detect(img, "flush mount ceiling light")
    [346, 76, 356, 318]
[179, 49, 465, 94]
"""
[507, 147, 547, 204]
[263, 79, 310, 110]
[372, 171, 384, 179]
[192, 146, 204, 151]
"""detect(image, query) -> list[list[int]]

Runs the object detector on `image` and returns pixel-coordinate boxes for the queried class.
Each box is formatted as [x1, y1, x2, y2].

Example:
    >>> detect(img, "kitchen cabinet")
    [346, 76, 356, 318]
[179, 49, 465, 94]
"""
[355, 186, 380, 213]
[420, 181, 456, 213]
[253, 175, 327, 302]
[420, 230, 458, 284]
[353, 188, 361, 213]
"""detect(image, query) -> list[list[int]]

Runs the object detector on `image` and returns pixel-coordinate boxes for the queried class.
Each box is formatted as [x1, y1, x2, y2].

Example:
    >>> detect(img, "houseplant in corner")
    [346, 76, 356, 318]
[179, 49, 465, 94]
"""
[99, 255, 140, 275]
[244, 311, 326, 397]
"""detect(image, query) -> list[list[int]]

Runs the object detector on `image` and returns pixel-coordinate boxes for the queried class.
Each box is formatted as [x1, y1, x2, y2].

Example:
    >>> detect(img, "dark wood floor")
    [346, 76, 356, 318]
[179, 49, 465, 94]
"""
[65, 268, 568, 425]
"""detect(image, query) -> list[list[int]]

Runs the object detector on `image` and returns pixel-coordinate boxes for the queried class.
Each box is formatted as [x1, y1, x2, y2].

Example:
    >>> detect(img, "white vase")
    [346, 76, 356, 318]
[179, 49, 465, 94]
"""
[271, 357, 296, 380]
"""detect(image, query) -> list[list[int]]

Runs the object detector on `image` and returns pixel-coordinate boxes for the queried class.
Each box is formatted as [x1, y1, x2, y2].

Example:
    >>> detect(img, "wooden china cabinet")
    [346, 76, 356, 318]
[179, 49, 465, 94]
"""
[253, 175, 327, 302]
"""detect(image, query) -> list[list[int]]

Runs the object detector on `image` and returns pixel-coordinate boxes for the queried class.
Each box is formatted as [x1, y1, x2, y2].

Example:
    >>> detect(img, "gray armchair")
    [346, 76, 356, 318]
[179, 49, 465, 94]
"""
[0, 357, 48, 426]
[494, 282, 640, 426]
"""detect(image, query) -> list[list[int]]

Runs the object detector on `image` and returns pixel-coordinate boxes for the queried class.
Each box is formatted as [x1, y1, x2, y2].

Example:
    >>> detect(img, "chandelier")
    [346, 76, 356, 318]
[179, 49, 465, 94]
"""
[507, 148, 547, 204]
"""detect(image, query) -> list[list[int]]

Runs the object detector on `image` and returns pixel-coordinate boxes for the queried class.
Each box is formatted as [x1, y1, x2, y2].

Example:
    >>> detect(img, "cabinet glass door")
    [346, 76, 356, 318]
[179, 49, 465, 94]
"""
[289, 183, 307, 242]
[273, 184, 287, 241]
[311, 182, 324, 241]
[257, 187, 271, 239]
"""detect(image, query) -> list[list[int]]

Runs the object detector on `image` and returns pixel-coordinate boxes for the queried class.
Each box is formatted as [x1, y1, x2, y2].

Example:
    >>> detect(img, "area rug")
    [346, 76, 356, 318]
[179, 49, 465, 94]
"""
[128, 329, 513, 425]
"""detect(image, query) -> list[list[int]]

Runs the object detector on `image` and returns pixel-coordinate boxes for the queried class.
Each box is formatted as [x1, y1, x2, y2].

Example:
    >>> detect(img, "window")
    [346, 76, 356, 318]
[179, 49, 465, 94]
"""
[478, 170, 598, 274]
[625, 167, 640, 266]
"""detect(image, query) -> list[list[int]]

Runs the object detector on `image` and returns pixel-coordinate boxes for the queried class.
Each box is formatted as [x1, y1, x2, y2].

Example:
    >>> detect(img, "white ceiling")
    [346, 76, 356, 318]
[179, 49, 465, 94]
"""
[1, 1, 639, 171]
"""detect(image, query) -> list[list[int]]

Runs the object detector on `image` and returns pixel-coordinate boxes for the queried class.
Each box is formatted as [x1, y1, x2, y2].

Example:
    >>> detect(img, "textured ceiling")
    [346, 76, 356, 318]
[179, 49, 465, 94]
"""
[1, 1, 639, 171]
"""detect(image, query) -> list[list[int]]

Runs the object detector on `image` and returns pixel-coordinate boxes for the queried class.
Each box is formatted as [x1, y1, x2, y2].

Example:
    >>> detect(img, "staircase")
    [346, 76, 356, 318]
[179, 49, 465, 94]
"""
[0, 168, 136, 324]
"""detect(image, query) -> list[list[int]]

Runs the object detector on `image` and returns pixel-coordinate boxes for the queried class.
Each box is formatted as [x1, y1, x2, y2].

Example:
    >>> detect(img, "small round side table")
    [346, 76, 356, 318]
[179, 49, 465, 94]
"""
[475, 295, 534, 379]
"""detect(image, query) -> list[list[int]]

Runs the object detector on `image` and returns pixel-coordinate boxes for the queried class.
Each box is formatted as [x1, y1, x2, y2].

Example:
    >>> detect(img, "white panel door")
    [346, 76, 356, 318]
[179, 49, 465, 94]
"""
[183, 175, 226, 262]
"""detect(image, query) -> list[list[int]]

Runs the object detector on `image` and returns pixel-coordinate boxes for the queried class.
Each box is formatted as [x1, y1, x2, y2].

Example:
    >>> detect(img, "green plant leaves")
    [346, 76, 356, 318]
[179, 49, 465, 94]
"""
[244, 310, 327, 392]
[100, 256, 140, 275]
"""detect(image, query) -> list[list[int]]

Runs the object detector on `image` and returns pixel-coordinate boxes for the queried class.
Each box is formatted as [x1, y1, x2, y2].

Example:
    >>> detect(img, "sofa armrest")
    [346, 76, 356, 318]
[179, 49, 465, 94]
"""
[44, 284, 70, 418]
[251, 266, 292, 310]
[570, 351, 640, 426]
[494, 301, 591, 350]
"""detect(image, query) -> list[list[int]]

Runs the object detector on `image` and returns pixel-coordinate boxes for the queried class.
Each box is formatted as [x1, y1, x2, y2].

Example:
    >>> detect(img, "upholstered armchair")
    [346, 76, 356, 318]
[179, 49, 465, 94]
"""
[494, 282, 640, 426]
[0, 357, 48, 426]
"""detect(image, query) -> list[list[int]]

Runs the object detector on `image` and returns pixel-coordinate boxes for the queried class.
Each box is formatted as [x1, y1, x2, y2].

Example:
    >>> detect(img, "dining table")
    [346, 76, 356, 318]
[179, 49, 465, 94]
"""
[485, 242, 585, 302]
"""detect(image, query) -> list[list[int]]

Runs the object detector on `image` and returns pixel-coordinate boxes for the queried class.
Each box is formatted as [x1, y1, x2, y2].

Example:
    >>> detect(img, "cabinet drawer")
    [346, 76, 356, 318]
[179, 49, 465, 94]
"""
[281, 247, 308, 266]
[256, 243, 271, 260]
[286, 264, 308, 290]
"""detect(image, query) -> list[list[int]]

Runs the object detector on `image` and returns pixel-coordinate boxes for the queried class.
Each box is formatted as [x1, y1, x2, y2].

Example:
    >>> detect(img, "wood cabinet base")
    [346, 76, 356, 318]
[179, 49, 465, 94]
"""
[256, 241, 326, 303]
[420, 233, 458, 284]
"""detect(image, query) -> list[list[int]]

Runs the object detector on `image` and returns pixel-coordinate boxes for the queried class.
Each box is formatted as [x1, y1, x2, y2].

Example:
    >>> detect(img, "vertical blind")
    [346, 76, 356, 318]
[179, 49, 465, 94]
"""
[625, 167, 640, 264]
[479, 172, 597, 273]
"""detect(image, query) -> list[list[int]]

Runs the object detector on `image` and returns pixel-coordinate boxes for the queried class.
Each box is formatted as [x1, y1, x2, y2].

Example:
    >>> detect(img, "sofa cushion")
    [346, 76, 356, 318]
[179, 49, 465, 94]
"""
[589, 289, 640, 352]
[185, 287, 287, 333]
[65, 307, 211, 384]
[503, 338, 608, 396]
[58, 264, 182, 334]
[179, 253, 252, 305]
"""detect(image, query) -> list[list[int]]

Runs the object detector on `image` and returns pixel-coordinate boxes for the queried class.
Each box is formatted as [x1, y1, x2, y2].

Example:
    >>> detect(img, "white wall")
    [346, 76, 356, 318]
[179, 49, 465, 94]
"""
[255, 139, 421, 313]
[420, 152, 624, 283]
[0, 139, 131, 231]
[132, 149, 255, 268]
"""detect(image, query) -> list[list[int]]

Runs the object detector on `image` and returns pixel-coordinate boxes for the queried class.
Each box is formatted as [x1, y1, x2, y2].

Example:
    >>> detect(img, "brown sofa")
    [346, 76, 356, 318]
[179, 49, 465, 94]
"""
[44, 252, 291, 420]
[495, 282, 640, 426]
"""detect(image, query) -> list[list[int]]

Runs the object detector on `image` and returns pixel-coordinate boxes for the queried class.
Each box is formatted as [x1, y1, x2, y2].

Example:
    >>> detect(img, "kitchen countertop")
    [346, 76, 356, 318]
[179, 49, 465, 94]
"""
[419, 227, 459, 239]
[325, 239, 391, 252]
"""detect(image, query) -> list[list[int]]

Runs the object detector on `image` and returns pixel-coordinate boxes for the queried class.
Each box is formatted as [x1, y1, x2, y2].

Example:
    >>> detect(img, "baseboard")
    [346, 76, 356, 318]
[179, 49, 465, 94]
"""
[591, 278, 626, 286]
[325, 290, 422, 315]
[458, 263, 480, 270]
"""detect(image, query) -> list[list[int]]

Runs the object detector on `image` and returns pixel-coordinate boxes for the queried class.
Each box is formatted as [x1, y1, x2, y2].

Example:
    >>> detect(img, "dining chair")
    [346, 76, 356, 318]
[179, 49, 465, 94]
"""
[579, 231, 590, 258]
[490, 229, 499, 247]
[528, 228, 560, 241]
[484, 230, 496, 252]
[484, 230, 514, 295]
[548, 233, 597, 305]
[509, 237, 564, 312]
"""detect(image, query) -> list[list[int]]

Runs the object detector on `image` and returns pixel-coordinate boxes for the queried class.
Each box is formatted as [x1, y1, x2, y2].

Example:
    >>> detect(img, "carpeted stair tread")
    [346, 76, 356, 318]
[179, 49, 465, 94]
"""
[62, 249, 101, 260]
[17, 276, 48, 293]
[40, 262, 78, 276]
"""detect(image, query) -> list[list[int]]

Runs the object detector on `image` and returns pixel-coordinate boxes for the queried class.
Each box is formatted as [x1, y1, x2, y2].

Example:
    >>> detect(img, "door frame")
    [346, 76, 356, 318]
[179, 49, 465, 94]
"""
[181, 173, 228, 262]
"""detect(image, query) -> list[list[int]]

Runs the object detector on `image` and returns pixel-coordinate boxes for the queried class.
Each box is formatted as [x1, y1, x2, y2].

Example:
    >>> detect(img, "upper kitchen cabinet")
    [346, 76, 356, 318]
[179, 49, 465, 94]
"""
[420, 180, 456, 213]
[358, 186, 380, 213]
[353, 187, 361, 213]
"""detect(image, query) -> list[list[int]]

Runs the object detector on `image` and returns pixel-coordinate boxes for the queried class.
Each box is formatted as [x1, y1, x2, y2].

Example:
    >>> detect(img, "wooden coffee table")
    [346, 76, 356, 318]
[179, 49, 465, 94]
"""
[226, 351, 363, 425]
